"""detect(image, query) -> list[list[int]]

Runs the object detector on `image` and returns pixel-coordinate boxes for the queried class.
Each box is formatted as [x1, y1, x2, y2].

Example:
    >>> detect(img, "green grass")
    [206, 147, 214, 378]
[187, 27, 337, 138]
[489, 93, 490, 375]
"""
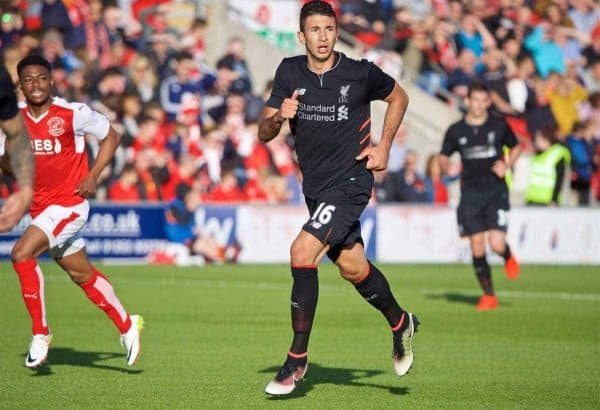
[1, 263, 599, 409]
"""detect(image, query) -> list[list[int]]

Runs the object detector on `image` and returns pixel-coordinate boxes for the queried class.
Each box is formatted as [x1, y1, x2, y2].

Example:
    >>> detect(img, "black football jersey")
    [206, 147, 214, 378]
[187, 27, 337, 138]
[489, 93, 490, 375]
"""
[266, 52, 395, 197]
[441, 114, 518, 192]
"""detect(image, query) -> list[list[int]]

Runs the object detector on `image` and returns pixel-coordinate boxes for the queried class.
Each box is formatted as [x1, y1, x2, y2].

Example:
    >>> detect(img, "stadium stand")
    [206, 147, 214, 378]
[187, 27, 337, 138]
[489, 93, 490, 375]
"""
[0, 0, 598, 207]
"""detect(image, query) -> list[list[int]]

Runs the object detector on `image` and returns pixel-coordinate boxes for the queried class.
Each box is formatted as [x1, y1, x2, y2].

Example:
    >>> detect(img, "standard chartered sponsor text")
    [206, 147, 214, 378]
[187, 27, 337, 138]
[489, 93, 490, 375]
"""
[298, 102, 336, 121]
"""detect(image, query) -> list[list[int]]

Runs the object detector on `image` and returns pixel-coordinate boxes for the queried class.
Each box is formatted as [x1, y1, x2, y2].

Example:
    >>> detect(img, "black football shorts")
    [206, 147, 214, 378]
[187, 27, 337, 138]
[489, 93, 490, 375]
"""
[302, 173, 372, 262]
[457, 188, 510, 236]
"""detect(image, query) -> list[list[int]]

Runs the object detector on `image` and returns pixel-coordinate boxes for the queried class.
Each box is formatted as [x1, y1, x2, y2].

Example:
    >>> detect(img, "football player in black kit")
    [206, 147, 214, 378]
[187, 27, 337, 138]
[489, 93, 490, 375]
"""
[0, 57, 34, 232]
[439, 81, 521, 311]
[258, 0, 417, 396]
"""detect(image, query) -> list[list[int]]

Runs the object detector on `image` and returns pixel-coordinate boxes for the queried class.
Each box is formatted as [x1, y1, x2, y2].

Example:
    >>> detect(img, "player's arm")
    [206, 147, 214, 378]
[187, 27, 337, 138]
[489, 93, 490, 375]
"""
[492, 121, 522, 178]
[505, 144, 522, 168]
[378, 83, 409, 154]
[438, 123, 460, 176]
[356, 83, 409, 171]
[258, 106, 284, 143]
[551, 158, 566, 206]
[0, 112, 34, 231]
[2, 113, 34, 191]
[492, 144, 522, 178]
[258, 89, 299, 143]
[75, 126, 120, 198]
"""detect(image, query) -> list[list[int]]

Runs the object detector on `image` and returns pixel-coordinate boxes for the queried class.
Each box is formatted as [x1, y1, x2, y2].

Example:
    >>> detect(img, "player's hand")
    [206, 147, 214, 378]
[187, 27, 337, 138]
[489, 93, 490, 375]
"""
[356, 145, 389, 171]
[75, 174, 98, 198]
[277, 89, 300, 121]
[491, 160, 507, 178]
[0, 186, 32, 232]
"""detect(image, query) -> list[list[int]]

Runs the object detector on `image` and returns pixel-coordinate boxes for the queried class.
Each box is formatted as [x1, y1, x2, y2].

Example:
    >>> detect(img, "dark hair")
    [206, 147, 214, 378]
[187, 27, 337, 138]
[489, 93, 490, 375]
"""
[572, 120, 592, 134]
[467, 80, 489, 97]
[17, 54, 52, 77]
[174, 51, 194, 62]
[99, 67, 124, 81]
[190, 17, 207, 30]
[137, 113, 158, 125]
[300, 0, 336, 32]
[516, 51, 534, 66]
[121, 163, 137, 175]
[589, 91, 600, 108]
[536, 125, 559, 144]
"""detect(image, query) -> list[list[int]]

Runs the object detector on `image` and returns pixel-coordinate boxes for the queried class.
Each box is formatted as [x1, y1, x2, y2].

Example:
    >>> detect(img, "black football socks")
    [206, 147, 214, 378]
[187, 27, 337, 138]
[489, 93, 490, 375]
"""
[473, 255, 494, 295]
[354, 261, 405, 330]
[289, 266, 319, 356]
[501, 244, 512, 261]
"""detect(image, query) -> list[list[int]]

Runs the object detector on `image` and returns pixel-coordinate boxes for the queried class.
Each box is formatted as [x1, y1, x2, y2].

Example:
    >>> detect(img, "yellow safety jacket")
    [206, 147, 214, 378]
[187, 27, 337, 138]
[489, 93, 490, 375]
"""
[525, 144, 571, 204]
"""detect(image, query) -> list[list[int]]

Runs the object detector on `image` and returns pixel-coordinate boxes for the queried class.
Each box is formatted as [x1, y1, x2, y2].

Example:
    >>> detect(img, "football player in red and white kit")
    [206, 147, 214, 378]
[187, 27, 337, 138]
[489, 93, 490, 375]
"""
[12, 55, 143, 369]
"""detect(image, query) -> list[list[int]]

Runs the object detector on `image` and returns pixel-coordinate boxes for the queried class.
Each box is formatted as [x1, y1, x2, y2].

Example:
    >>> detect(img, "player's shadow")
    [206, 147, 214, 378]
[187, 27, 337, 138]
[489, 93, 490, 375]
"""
[260, 363, 409, 399]
[24, 347, 143, 377]
[426, 292, 511, 307]
[426, 292, 480, 306]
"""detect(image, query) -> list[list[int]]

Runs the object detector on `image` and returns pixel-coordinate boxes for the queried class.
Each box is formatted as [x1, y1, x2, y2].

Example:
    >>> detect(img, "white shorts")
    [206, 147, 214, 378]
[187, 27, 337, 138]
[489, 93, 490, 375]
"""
[31, 200, 89, 258]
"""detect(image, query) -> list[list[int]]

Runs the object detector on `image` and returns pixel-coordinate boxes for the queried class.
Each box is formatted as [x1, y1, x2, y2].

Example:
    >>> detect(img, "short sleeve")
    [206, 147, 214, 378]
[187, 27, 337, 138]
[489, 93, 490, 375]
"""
[0, 67, 18, 121]
[266, 60, 291, 109]
[441, 126, 457, 156]
[72, 103, 110, 140]
[366, 62, 396, 101]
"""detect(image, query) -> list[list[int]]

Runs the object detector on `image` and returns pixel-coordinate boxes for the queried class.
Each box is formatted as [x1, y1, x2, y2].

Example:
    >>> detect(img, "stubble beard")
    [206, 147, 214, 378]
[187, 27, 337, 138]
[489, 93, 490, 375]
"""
[306, 45, 335, 65]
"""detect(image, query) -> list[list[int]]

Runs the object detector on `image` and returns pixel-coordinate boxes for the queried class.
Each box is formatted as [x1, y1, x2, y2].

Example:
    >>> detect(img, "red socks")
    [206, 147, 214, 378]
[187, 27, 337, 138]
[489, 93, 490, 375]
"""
[80, 268, 131, 334]
[15, 261, 131, 335]
[14, 259, 49, 335]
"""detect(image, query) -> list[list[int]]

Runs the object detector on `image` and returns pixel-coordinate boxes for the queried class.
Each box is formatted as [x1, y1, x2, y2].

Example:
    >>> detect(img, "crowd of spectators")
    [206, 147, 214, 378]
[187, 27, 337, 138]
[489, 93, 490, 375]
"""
[0, 0, 301, 209]
[0, 0, 599, 206]
[336, 0, 600, 205]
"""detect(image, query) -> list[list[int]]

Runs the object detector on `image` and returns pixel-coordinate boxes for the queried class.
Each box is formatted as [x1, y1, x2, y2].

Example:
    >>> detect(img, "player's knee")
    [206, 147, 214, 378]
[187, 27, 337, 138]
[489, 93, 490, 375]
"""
[290, 241, 314, 265]
[11, 242, 32, 263]
[470, 243, 486, 258]
[338, 259, 369, 283]
[489, 239, 505, 255]
[68, 269, 93, 285]
[339, 268, 362, 282]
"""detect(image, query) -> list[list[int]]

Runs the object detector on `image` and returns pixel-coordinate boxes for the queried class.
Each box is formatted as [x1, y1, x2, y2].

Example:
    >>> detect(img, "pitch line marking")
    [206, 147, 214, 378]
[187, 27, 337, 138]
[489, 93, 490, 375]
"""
[419, 288, 600, 302]
[2, 274, 598, 301]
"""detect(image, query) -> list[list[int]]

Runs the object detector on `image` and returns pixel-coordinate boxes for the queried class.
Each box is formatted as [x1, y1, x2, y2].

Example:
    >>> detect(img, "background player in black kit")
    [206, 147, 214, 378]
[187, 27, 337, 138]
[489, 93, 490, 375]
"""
[439, 81, 521, 311]
[0, 58, 34, 232]
[258, 1, 417, 396]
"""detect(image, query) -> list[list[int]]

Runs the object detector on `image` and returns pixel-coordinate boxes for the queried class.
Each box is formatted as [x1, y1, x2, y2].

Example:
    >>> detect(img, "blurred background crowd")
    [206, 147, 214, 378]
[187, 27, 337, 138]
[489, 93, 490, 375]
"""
[0, 0, 599, 208]
[335, 0, 600, 206]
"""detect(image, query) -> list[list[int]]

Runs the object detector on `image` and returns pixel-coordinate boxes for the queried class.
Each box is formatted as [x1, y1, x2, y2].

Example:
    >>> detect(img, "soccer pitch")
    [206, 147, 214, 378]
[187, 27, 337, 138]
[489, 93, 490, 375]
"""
[1, 263, 598, 409]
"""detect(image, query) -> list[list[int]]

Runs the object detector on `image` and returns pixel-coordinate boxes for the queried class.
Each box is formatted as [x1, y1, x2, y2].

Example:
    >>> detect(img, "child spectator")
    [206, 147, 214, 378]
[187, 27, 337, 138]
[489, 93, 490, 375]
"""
[425, 154, 454, 204]
[109, 163, 142, 202]
[566, 120, 597, 205]
[206, 167, 247, 203]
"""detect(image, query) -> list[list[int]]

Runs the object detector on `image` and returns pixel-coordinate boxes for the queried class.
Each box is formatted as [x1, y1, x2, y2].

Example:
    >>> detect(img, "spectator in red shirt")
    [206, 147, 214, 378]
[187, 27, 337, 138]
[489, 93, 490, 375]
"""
[243, 176, 268, 202]
[108, 163, 142, 202]
[206, 167, 247, 203]
[143, 101, 172, 148]
[130, 114, 163, 156]
[425, 154, 450, 204]
[134, 148, 162, 201]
